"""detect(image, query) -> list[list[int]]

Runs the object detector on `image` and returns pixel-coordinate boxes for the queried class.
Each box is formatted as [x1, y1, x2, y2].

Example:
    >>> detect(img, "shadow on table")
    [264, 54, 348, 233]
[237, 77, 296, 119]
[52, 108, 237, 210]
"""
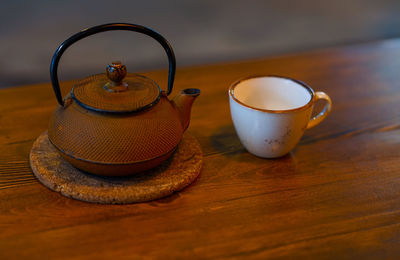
[209, 124, 247, 157]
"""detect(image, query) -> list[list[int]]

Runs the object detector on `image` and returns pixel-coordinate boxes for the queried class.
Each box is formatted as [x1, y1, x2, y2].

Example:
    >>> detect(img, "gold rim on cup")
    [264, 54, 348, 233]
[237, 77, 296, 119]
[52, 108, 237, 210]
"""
[229, 75, 315, 114]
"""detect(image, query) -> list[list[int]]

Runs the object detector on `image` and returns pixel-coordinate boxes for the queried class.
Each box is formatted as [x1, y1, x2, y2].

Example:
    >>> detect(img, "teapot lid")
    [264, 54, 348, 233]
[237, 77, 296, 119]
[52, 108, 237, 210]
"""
[71, 62, 161, 113]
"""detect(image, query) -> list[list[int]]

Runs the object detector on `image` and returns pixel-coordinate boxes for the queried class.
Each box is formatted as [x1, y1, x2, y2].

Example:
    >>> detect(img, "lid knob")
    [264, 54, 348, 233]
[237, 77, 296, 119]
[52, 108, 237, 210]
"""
[106, 61, 127, 84]
[105, 62, 128, 92]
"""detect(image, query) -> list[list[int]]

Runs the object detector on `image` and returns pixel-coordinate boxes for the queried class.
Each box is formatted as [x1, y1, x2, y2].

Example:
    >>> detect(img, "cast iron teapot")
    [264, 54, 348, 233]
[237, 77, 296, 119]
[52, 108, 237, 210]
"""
[48, 23, 200, 176]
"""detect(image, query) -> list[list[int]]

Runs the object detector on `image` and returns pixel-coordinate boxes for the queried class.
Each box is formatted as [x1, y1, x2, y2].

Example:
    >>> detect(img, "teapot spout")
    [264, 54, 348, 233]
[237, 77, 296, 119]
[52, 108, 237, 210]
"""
[173, 88, 201, 130]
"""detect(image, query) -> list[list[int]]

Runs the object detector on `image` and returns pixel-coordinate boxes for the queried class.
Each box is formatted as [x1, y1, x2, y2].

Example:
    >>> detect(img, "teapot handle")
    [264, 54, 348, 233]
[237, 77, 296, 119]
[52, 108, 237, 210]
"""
[50, 23, 176, 106]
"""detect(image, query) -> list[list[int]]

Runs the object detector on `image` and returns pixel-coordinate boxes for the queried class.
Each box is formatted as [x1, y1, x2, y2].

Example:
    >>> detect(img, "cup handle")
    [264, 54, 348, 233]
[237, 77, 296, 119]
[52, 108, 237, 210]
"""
[306, 91, 332, 129]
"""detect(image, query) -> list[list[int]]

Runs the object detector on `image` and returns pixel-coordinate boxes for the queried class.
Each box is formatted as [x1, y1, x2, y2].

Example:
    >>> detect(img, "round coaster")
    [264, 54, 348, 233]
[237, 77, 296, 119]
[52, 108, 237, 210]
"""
[29, 131, 202, 204]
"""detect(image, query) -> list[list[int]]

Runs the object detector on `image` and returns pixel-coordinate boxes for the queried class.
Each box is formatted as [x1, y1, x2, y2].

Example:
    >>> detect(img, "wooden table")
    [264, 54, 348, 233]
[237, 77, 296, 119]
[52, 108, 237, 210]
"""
[2, 39, 400, 259]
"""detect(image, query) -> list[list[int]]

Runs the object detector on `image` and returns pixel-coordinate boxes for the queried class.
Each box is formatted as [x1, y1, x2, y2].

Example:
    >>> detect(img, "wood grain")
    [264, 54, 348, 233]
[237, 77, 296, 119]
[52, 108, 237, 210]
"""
[2, 39, 400, 259]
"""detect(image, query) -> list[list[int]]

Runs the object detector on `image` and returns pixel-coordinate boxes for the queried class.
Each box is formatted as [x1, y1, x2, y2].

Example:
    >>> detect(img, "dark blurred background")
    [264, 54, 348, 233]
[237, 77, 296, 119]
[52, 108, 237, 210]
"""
[1, 0, 400, 88]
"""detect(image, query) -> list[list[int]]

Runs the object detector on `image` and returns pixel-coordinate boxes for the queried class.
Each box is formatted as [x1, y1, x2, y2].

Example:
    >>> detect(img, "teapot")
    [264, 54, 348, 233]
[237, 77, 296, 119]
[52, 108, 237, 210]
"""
[48, 23, 200, 176]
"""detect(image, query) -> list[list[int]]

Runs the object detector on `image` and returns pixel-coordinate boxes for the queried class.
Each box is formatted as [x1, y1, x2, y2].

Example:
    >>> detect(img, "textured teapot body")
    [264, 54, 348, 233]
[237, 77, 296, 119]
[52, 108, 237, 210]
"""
[48, 94, 188, 176]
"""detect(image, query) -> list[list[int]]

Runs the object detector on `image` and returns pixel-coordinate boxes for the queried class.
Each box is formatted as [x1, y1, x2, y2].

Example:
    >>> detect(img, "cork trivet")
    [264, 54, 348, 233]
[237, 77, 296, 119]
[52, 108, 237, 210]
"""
[29, 131, 202, 204]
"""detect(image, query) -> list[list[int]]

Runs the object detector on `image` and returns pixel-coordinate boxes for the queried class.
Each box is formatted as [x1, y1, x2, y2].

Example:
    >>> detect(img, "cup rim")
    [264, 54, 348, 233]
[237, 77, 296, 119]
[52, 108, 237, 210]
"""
[229, 75, 315, 113]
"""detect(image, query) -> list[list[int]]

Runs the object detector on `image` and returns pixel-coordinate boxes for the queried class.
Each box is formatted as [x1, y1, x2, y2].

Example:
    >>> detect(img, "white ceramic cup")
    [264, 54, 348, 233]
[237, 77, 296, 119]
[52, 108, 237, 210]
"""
[229, 75, 332, 158]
